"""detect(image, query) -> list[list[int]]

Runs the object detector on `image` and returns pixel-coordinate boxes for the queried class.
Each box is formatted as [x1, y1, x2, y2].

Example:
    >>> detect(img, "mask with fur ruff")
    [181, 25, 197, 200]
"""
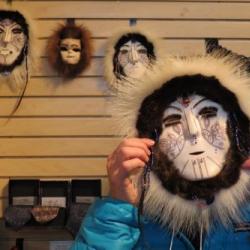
[0, 9, 34, 114]
[104, 28, 160, 89]
[110, 52, 250, 235]
[47, 23, 92, 79]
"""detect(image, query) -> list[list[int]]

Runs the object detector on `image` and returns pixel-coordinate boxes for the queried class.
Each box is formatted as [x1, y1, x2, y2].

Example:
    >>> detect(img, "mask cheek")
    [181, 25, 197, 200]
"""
[139, 54, 150, 65]
[60, 50, 80, 65]
[160, 125, 185, 160]
[117, 53, 128, 67]
[201, 119, 227, 150]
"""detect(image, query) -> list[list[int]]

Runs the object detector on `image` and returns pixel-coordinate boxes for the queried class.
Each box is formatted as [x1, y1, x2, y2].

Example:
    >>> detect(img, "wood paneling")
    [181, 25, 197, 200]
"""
[0, 198, 8, 219]
[0, 179, 8, 198]
[0, 97, 109, 116]
[0, 158, 107, 177]
[32, 20, 250, 39]
[0, 78, 107, 97]
[0, 137, 120, 156]
[0, 118, 115, 135]
[4, 1, 250, 19]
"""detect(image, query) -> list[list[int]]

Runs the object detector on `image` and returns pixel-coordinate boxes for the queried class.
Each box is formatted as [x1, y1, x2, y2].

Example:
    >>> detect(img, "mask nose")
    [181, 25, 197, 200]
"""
[185, 112, 200, 142]
[3, 30, 12, 44]
[129, 45, 139, 64]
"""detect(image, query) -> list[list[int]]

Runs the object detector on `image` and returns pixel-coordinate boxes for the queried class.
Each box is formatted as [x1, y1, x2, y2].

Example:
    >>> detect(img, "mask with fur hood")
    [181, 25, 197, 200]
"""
[47, 23, 92, 79]
[110, 51, 250, 236]
[104, 28, 161, 89]
[0, 8, 34, 114]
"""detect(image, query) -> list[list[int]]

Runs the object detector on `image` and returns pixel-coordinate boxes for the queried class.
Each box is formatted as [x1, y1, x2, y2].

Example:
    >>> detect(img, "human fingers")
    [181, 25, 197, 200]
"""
[120, 158, 146, 176]
[118, 146, 150, 162]
[242, 159, 250, 169]
[119, 138, 154, 155]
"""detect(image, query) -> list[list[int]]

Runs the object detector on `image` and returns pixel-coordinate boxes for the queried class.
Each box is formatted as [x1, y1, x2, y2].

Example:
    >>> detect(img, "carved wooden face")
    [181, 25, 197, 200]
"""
[117, 40, 150, 78]
[160, 94, 230, 181]
[59, 38, 81, 65]
[0, 18, 26, 66]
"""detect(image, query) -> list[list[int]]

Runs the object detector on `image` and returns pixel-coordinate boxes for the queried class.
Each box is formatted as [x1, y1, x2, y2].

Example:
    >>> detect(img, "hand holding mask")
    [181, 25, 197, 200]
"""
[110, 51, 250, 239]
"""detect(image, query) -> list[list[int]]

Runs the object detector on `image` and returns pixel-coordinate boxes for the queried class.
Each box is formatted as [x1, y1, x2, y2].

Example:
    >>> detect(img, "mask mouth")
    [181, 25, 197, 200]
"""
[189, 151, 204, 155]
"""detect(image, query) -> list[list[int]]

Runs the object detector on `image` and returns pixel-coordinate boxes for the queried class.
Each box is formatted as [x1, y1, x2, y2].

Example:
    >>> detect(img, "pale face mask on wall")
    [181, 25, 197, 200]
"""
[59, 38, 81, 65]
[117, 40, 150, 79]
[160, 94, 230, 181]
[0, 19, 26, 66]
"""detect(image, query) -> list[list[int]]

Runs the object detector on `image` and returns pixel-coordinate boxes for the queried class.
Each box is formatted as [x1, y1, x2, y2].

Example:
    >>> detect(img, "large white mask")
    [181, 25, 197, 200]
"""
[60, 38, 81, 65]
[117, 40, 150, 79]
[160, 94, 230, 181]
[0, 19, 26, 66]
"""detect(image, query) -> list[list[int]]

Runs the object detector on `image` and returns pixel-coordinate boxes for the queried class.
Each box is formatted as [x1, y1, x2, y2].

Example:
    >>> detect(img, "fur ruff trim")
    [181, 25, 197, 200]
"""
[110, 51, 250, 137]
[104, 27, 162, 89]
[144, 170, 250, 233]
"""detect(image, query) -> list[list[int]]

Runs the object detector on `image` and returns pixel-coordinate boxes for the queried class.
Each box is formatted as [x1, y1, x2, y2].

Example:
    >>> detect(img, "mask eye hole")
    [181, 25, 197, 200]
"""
[119, 49, 128, 55]
[138, 49, 147, 54]
[72, 48, 81, 52]
[163, 114, 181, 128]
[60, 46, 68, 51]
[199, 107, 218, 118]
[12, 28, 23, 34]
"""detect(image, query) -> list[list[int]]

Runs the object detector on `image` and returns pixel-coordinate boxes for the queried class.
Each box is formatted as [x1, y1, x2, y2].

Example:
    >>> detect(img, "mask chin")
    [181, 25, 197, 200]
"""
[152, 143, 241, 203]
[0, 45, 26, 74]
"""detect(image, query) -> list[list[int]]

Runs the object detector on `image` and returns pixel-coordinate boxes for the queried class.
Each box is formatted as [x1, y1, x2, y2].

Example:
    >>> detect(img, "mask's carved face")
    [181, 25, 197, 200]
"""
[117, 40, 150, 78]
[137, 75, 250, 202]
[0, 18, 26, 66]
[160, 95, 230, 181]
[60, 38, 81, 65]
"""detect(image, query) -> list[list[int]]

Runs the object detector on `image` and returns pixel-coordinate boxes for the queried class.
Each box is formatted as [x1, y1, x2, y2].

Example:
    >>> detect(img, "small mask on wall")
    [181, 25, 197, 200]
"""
[0, 9, 33, 115]
[47, 21, 92, 79]
[104, 28, 160, 89]
[0, 10, 28, 74]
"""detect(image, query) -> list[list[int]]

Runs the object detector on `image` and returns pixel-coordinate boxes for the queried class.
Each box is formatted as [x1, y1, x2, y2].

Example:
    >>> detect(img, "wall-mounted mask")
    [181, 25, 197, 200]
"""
[0, 10, 28, 74]
[0, 9, 32, 115]
[59, 38, 81, 65]
[110, 51, 250, 238]
[47, 23, 92, 79]
[104, 28, 160, 89]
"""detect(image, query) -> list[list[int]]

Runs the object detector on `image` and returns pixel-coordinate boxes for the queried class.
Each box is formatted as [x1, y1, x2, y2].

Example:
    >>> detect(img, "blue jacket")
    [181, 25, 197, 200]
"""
[71, 197, 250, 250]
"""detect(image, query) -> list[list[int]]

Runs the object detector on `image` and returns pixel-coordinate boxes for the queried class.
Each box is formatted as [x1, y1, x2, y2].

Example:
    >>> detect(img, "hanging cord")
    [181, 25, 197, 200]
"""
[11, 46, 29, 116]
[199, 218, 204, 250]
[230, 113, 250, 158]
[138, 129, 158, 226]
[169, 226, 175, 250]
[137, 129, 158, 249]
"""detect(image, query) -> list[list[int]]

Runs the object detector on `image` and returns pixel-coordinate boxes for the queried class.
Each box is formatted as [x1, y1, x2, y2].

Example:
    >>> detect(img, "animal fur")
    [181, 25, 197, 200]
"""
[110, 50, 250, 234]
[104, 27, 162, 89]
[47, 23, 92, 79]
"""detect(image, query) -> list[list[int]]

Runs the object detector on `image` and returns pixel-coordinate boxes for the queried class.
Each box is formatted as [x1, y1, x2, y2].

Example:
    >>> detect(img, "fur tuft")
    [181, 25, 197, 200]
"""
[144, 170, 250, 234]
[110, 51, 250, 137]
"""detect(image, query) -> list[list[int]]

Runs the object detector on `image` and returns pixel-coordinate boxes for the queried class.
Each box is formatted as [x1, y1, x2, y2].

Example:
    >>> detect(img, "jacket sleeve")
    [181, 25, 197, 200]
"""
[70, 197, 141, 250]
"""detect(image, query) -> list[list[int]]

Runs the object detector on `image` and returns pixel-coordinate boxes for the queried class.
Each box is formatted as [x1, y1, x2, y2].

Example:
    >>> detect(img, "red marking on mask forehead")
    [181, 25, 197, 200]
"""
[177, 97, 191, 107]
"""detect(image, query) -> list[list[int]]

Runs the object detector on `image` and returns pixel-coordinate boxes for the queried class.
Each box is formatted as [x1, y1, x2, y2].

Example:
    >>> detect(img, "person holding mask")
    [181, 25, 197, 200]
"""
[71, 51, 250, 250]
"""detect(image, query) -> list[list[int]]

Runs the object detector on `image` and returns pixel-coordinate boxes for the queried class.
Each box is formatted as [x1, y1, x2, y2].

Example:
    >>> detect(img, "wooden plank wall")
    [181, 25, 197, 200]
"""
[0, 0, 250, 248]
